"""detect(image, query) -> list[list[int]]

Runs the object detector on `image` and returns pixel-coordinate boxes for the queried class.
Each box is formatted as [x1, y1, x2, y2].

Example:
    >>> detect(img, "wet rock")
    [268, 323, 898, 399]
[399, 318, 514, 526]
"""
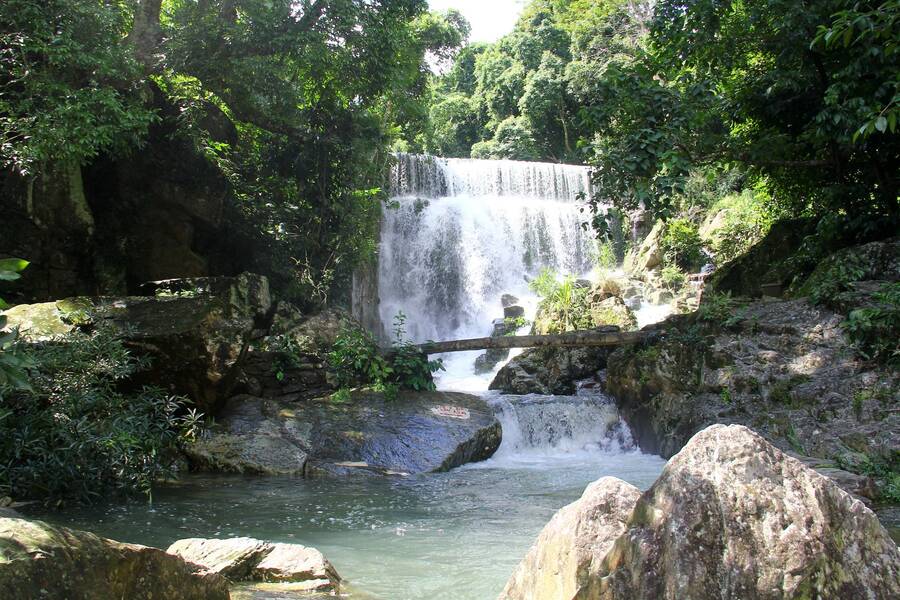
[501, 294, 520, 308]
[490, 343, 615, 395]
[186, 391, 501, 476]
[498, 478, 641, 600]
[504, 305, 525, 319]
[0, 517, 229, 600]
[501, 425, 900, 600]
[167, 537, 340, 590]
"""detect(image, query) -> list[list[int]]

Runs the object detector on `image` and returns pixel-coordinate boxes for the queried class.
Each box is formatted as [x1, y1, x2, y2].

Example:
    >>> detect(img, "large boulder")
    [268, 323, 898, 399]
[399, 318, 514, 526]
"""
[0, 517, 229, 600]
[623, 220, 664, 277]
[167, 537, 340, 593]
[4, 273, 272, 415]
[186, 391, 501, 476]
[490, 345, 614, 395]
[501, 425, 900, 600]
[498, 478, 641, 600]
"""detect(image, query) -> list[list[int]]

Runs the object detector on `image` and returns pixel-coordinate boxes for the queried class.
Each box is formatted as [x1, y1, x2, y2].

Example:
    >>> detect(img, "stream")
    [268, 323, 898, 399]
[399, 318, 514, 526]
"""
[34, 155, 670, 599]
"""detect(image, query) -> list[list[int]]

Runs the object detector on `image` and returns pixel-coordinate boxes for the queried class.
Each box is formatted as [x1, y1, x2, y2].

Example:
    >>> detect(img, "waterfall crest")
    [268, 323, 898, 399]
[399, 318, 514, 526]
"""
[379, 154, 597, 343]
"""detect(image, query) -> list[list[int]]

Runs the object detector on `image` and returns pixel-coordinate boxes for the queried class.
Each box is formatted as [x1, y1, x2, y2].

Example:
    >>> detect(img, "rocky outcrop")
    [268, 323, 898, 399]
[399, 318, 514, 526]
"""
[4, 273, 272, 415]
[706, 218, 816, 297]
[605, 296, 899, 493]
[185, 391, 501, 476]
[490, 345, 614, 395]
[499, 478, 641, 600]
[501, 425, 900, 600]
[623, 220, 664, 276]
[167, 537, 340, 592]
[0, 517, 229, 600]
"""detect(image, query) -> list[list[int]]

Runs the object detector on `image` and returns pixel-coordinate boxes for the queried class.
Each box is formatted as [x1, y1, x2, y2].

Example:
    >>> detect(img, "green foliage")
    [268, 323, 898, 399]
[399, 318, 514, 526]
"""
[839, 452, 900, 503]
[387, 312, 444, 393]
[700, 189, 772, 265]
[843, 282, 900, 364]
[659, 265, 686, 292]
[328, 325, 393, 390]
[579, 0, 900, 239]
[503, 316, 530, 333]
[0, 258, 31, 393]
[0, 327, 200, 505]
[0, 0, 157, 173]
[590, 239, 618, 272]
[696, 292, 738, 324]
[660, 219, 703, 272]
[327, 312, 444, 398]
[528, 267, 561, 298]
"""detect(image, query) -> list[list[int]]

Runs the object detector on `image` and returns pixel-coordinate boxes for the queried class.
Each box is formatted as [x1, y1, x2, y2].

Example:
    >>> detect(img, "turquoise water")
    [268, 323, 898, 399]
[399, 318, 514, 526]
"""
[33, 394, 666, 600]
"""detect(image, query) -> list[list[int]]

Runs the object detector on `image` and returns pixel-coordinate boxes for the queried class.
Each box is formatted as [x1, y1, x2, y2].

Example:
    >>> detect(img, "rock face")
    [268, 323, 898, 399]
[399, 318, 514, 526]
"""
[706, 218, 816, 297]
[4, 273, 272, 415]
[0, 517, 229, 600]
[167, 537, 340, 592]
[186, 391, 502, 476]
[499, 478, 641, 600]
[605, 296, 899, 481]
[623, 220, 664, 276]
[501, 425, 900, 600]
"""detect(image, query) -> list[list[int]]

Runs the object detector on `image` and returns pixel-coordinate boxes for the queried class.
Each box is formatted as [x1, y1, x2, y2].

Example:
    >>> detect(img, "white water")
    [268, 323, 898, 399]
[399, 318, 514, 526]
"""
[380, 153, 595, 343]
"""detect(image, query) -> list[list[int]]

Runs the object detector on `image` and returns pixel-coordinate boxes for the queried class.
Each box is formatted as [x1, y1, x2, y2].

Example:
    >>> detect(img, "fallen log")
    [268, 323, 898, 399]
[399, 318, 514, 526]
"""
[413, 329, 650, 355]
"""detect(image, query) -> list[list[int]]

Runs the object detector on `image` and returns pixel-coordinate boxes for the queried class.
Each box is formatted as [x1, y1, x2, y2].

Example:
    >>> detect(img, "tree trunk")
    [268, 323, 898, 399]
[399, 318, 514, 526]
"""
[411, 330, 649, 355]
[126, 0, 163, 70]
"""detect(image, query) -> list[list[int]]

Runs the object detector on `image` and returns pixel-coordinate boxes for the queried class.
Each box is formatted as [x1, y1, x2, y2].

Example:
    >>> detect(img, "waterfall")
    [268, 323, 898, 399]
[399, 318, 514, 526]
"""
[379, 153, 597, 343]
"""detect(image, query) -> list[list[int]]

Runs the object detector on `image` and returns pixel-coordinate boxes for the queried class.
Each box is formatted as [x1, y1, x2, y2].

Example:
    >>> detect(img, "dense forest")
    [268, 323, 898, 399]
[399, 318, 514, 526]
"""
[0, 2, 898, 598]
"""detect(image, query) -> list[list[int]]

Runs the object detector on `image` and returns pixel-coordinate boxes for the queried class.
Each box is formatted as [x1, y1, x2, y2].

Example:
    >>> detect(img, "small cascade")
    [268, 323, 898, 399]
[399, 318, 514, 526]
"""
[486, 393, 635, 463]
[379, 154, 598, 344]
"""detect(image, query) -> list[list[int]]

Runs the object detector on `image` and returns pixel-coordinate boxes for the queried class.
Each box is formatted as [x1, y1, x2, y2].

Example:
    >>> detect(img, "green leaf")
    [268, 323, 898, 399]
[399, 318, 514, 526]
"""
[874, 116, 888, 133]
[0, 258, 29, 273]
[0, 272, 21, 281]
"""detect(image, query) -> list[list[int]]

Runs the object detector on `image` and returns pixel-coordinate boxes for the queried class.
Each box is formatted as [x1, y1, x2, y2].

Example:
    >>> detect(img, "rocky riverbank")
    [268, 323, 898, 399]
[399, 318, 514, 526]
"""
[500, 424, 900, 600]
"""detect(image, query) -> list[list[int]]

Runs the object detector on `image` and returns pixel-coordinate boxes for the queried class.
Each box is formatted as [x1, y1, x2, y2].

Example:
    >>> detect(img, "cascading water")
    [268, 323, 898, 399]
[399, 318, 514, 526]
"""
[379, 153, 596, 344]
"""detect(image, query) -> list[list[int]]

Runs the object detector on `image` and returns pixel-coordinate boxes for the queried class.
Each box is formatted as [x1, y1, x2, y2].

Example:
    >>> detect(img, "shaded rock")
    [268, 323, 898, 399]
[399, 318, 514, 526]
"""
[490, 342, 616, 396]
[795, 236, 900, 300]
[499, 478, 641, 600]
[501, 425, 900, 600]
[501, 294, 520, 308]
[167, 537, 340, 590]
[706, 218, 816, 297]
[186, 391, 501, 476]
[504, 304, 525, 319]
[0, 517, 229, 600]
[4, 273, 271, 416]
[593, 425, 900, 599]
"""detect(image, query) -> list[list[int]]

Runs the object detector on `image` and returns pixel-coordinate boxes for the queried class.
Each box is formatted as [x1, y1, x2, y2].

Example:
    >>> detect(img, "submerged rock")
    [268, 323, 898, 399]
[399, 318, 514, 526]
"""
[501, 425, 900, 600]
[167, 537, 340, 592]
[186, 391, 501, 476]
[0, 517, 229, 600]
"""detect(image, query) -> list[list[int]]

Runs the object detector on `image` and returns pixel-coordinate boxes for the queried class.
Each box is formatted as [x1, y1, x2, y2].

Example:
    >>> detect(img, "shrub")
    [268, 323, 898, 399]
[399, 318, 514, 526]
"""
[0, 327, 200, 505]
[528, 267, 560, 298]
[843, 282, 900, 365]
[700, 189, 771, 265]
[660, 265, 686, 292]
[327, 312, 444, 398]
[0, 258, 31, 393]
[660, 219, 704, 272]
